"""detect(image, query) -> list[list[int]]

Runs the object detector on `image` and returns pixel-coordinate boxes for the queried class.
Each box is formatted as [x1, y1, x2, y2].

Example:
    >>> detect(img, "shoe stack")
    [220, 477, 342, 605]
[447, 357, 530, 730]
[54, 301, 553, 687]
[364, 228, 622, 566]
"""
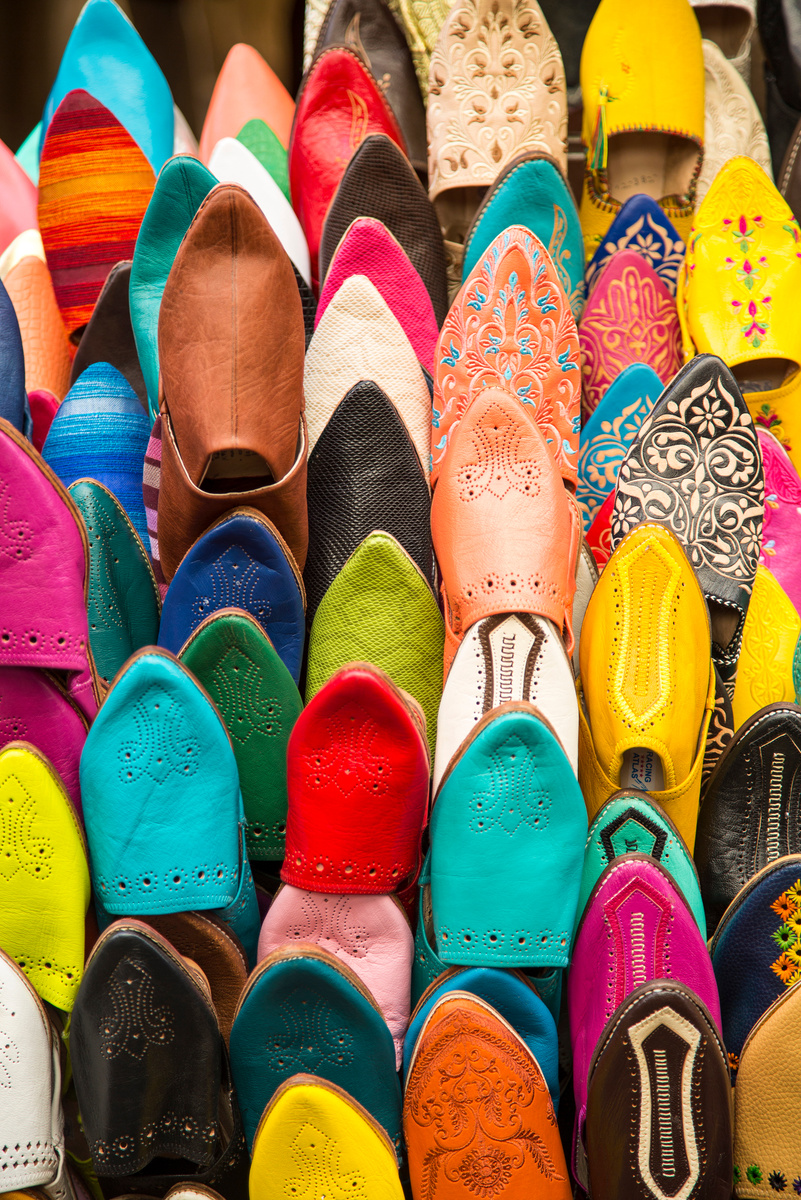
[1, 0, 801, 1197]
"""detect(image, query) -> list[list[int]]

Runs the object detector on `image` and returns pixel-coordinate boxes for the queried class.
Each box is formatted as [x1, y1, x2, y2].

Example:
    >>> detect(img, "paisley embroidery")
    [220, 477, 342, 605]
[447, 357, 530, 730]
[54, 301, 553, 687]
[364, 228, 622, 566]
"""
[0, 772, 54, 882]
[118, 684, 201, 785]
[579, 256, 682, 417]
[612, 371, 764, 585]
[98, 956, 175, 1059]
[585, 203, 686, 297]
[577, 391, 657, 528]
[190, 545, 272, 632]
[427, 0, 567, 195]
[433, 227, 580, 484]
[285, 1123, 367, 1200]
[209, 646, 283, 744]
[405, 1004, 564, 1199]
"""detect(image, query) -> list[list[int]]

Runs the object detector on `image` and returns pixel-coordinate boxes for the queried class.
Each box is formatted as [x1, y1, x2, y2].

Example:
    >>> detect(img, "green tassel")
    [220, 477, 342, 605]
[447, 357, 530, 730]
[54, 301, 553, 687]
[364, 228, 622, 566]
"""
[589, 84, 610, 174]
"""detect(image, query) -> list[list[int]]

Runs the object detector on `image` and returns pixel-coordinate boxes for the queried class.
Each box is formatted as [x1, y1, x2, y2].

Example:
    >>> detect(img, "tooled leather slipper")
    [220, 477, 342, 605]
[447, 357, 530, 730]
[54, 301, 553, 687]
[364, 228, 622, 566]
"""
[612, 354, 764, 693]
[288, 46, 406, 286]
[157, 184, 307, 580]
[70, 920, 249, 1196]
[695, 705, 801, 932]
[230, 943, 402, 1154]
[0, 742, 89, 1011]
[68, 262, 146, 407]
[249, 1075, 403, 1200]
[585, 194, 686, 298]
[130, 155, 216, 422]
[430, 702, 586, 969]
[431, 387, 580, 677]
[178, 608, 303, 861]
[404, 992, 571, 1200]
[258, 885, 413, 1067]
[69, 479, 160, 687]
[158, 508, 306, 684]
[431, 225, 581, 489]
[38, 90, 155, 340]
[316, 218, 439, 372]
[585, 981, 732, 1200]
[318, 134, 448, 325]
[696, 39, 771, 208]
[79, 649, 260, 962]
[0, 418, 101, 723]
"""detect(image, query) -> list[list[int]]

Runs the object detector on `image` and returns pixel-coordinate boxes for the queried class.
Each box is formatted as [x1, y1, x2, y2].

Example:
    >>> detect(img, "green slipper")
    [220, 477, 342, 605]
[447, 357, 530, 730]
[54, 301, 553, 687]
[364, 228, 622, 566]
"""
[179, 608, 303, 860]
[236, 118, 290, 202]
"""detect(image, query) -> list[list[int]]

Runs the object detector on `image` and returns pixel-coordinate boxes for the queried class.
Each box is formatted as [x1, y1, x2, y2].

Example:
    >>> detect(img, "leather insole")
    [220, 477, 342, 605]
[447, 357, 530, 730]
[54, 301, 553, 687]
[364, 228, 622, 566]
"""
[607, 132, 699, 205]
[695, 5, 751, 58]
[435, 186, 489, 248]
[732, 358, 797, 392]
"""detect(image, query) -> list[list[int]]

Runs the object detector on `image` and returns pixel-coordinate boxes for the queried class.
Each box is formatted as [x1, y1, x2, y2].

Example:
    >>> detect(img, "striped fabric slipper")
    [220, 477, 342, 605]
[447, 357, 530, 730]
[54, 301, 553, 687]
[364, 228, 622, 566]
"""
[38, 89, 155, 339]
[142, 414, 167, 599]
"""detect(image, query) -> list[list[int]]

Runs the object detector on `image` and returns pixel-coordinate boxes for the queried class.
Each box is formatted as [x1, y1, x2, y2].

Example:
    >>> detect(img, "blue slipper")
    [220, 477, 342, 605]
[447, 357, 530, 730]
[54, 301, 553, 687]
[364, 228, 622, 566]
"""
[0, 277, 28, 434]
[41, 0, 174, 172]
[42, 361, 151, 544]
[585, 193, 686, 297]
[79, 647, 260, 964]
[130, 155, 216, 420]
[230, 943, 402, 1156]
[158, 507, 306, 682]
[462, 152, 585, 320]
[576, 361, 662, 530]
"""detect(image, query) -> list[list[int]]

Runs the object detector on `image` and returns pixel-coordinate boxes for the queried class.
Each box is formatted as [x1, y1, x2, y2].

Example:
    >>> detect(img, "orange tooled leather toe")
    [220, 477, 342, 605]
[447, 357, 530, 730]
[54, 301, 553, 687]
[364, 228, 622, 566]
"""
[403, 993, 572, 1200]
[431, 387, 580, 677]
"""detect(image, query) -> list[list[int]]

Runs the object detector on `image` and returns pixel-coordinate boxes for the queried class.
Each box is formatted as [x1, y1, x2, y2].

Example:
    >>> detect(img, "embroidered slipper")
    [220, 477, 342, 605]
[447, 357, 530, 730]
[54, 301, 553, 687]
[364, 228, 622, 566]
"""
[132, 909, 248, 1045]
[577, 792, 706, 937]
[403, 967, 559, 1107]
[612, 354, 764, 692]
[757, 428, 801, 613]
[258, 886, 413, 1068]
[0, 948, 66, 1189]
[316, 218, 438, 372]
[178, 608, 303, 861]
[578, 250, 682, 419]
[432, 614, 578, 797]
[236, 118, 289, 200]
[430, 702, 586, 969]
[731, 566, 801, 730]
[158, 508, 306, 684]
[709, 855, 801, 1081]
[198, 42, 295, 163]
[404, 993, 571, 1200]
[568, 856, 722, 1188]
[577, 362, 662, 531]
[431, 225, 581, 489]
[578, 523, 716, 852]
[696, 39, 772, 208]
[695, 705, 801, 932]
[157, 184, 307, 579]
[208, 137, 311, 287]
[282, 662, 429, 896]
[249, 1075, 403, 1200]
[462, 152, 585, 321]
[38, 90, 155, 340]
[0, 742, 89, 1011]
[1, 238, 71, 401]
[305, 533, 443, 761]
[230, 944, 402, 1154]
[431, 387, 580, 677]
[69, 479, 160, 687]
[584, 194, 686, 298]
[130, 155, 216, 422]
[314, 0, 427, 177]
[304, 275, 431, 480]
[304, 382, 434, 622]
[288, 47, 405, 287]
[79, 648, 259, 962]
[68, 262, 146, 407]
[70, 919, 249, 1196]
[585, 981, 732, 1200]
[318, 134, 448, 325]
[427, 0, 567, 294]
[0, 418, 101, 723]
[41, 0, 174, 173]
[0, 668, 87, 816]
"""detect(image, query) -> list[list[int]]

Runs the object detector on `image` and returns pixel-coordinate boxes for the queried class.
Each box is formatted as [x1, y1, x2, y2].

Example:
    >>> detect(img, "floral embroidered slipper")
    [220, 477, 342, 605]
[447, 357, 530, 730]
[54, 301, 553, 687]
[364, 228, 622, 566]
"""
[585, 194, 686, 297]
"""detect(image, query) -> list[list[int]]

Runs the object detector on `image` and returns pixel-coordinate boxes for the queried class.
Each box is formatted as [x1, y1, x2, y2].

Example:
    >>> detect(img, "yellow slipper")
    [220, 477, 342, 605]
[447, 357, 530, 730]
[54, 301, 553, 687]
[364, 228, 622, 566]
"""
[578, 523, 715, 851]
[732, 565, 801, 730]
[249, 1075, 403, 1200]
